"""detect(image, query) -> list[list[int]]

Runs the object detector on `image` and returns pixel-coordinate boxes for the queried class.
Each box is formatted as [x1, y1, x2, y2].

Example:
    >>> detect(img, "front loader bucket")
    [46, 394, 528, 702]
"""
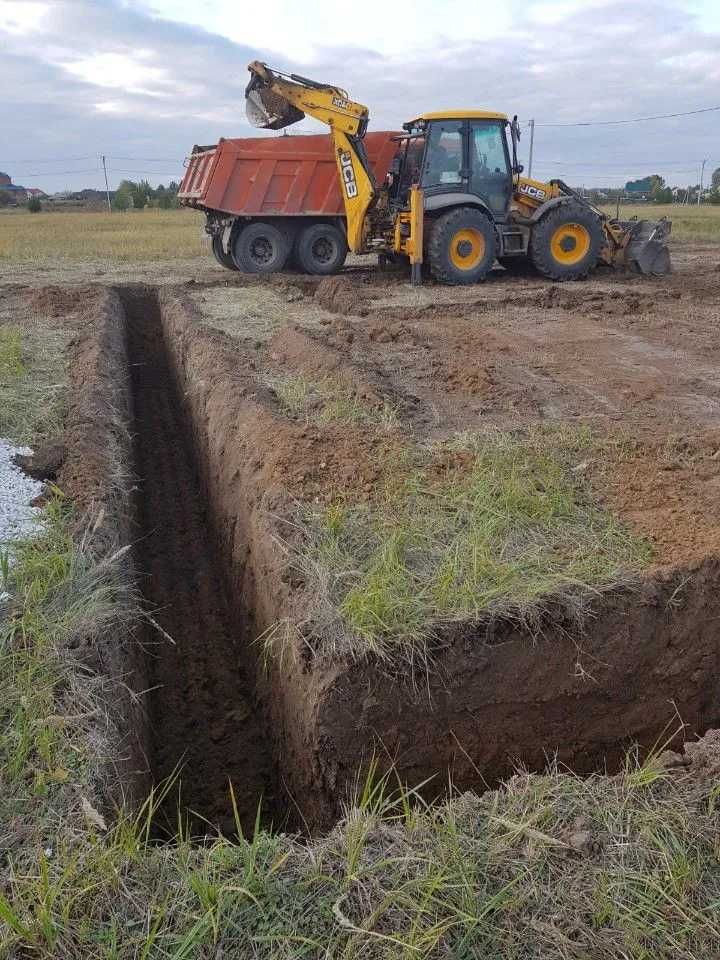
[627, 239, 671, 277]
[618, 218, 672, 276]
[245, 87, 304, 131]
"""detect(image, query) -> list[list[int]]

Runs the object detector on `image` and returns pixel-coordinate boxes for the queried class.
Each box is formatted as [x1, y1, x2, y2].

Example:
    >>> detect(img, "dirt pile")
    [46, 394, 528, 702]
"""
[24, 285, 103, 319]
[314, 275, 368, 316]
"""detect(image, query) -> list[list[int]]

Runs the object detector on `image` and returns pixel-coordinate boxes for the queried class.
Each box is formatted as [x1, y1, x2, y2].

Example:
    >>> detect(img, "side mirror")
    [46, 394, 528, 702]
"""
[514, 163, 524, 175]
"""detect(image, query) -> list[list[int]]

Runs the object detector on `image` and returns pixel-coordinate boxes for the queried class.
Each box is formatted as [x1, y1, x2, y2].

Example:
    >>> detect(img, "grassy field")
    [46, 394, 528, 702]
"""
[600, 202, 720, 241]
[0, 209, 207, 263]
[0, 203, 717, 267]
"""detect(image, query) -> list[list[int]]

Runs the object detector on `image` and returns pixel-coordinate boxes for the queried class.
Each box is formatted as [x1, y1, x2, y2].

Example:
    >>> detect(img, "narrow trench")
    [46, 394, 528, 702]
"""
[120, 287, 281, 837]
[109, 283, 720, 840]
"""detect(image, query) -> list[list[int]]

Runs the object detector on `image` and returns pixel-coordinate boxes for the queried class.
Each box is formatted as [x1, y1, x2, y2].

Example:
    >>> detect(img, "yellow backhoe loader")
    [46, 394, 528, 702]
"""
[245, 61, 671, 284]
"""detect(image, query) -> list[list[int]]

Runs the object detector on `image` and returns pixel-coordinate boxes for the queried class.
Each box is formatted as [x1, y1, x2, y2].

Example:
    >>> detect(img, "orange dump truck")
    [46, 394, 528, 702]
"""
[178, 131, 400, 274]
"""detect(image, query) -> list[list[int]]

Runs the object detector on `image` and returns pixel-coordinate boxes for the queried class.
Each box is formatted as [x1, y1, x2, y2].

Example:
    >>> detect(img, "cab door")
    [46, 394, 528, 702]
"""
[468, 120, 512, 219]
[419, 120, 466, 199]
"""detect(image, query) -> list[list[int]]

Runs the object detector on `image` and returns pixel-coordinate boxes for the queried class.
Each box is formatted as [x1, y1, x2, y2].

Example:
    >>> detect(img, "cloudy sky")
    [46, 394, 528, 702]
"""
[1, 0, 718, 193]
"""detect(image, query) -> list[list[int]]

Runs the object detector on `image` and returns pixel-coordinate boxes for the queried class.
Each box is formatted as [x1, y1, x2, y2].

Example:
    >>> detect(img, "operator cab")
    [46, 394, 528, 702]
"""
[390, 111, 516, 221]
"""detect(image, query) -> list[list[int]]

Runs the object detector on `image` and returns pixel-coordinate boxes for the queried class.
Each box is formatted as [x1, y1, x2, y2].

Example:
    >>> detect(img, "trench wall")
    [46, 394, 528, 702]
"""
[156, 288, 720, 831]
[59, 289, 151, 807]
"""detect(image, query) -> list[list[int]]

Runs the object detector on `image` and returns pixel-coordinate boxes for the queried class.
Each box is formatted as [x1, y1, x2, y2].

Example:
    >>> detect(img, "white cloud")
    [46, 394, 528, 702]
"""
[62, 52, 170, 97]
[0, 0, 49, 34]
[132, 0, 514, 58]
[0, 0, 717, 193]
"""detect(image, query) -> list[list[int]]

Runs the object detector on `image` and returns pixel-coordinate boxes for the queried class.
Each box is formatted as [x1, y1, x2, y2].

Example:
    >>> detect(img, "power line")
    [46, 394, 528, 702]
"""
[533, 158, 718, 167]
[0, 156, 97, 164]
[17, 169, 101, 178]
[533, 105, 720, 127]
[108, 156, 183, 162]
[110, 168, 180, 175]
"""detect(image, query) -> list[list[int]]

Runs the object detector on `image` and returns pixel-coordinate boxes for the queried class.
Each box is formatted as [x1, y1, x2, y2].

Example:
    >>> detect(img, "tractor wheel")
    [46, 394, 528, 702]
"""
[427, 207, 496, 285]
[296, 222, 347, 275]
[211, 235, 238, 271]
[529, 202, 604, 281]
[232, 222, 290, 274]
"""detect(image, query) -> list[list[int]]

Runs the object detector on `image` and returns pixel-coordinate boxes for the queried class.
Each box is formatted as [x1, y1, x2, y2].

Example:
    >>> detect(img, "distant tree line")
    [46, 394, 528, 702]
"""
[112, 179, 181, 211]
[586, 167, 720, 205]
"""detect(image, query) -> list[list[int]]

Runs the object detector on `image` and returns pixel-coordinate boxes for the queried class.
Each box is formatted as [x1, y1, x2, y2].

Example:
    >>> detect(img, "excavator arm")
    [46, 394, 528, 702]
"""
[245, 61, 376, 253]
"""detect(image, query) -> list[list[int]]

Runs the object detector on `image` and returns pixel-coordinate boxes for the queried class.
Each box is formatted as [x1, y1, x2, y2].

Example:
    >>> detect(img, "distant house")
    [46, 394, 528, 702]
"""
[0, 173, 45, 202]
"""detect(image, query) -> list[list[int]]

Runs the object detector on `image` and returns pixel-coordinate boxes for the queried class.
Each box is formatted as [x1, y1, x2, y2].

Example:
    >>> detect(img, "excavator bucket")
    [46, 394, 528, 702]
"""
[618, 218, 672, 276]
[246, 87, 304, 131]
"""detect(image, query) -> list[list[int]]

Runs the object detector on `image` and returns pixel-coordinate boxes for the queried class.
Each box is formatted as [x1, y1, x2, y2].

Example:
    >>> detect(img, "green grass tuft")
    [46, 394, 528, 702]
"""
[295, 428, 652, 657]
[0, 324, 70, 444]
[0, 326, 26, 378]
[270, 373, 398, 429]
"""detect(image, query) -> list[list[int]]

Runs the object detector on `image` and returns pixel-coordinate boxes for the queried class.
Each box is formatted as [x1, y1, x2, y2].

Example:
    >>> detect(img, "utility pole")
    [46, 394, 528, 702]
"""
[102, 155, 111, 213]
[528, 118, 535, 179]
[698, 158, 708, 206]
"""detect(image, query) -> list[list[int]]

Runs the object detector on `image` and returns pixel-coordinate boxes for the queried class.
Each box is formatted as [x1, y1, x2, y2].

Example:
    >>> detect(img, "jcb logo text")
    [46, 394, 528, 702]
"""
[340, 151, 358, 199]
[519, 183, 547, 200]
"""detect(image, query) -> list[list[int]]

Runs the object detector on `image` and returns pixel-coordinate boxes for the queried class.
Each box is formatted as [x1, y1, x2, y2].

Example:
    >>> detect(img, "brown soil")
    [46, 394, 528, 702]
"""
[120, 288, 281, 836]
[55, 290, 151, 807]
[16, 240, 720, 836]
[314, 275, 369, 315]
[153, 282, 720, 831]
[23, 285, 104, 319]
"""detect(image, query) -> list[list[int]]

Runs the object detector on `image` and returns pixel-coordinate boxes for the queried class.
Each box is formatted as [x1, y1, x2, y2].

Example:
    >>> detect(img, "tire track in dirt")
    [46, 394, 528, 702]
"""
[123, 288, 279, 837]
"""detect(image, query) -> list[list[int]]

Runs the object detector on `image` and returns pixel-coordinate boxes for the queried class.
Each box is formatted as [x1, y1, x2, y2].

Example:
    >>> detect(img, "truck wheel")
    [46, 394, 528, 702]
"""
[427, 208, 496, 284]
[212, 235, 238, 271]
[296, 223, 347, 275]
[232, 222, 289, 274]
[529, 203, 604, 281]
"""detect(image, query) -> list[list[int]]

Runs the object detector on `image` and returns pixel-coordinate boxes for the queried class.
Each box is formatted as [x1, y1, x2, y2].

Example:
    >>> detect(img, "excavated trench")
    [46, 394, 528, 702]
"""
[121, 288, 282, 836]
[104, 284, 720, 837]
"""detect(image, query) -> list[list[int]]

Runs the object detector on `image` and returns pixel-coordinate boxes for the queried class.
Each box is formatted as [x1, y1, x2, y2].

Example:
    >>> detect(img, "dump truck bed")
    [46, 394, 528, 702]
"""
[178, 131, 400, 217]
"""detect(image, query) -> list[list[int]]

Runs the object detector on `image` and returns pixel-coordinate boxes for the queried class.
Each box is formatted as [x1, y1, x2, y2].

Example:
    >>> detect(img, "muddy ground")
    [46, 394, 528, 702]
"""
[3, 239, 720, 833]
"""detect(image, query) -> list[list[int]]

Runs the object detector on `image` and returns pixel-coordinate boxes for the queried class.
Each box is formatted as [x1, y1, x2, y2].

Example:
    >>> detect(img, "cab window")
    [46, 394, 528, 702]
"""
[421, 121, 463, 188]
[469, 120, 510, 213]
[398, 136, 425, 194]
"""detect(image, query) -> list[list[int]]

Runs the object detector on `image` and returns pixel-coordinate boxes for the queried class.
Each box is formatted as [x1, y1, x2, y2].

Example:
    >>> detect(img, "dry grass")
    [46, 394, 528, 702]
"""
[0, 209, 207, 263]
[600, 202, 720, 242]
[269, 373, 399, 429]
[0, 201, 715, 273]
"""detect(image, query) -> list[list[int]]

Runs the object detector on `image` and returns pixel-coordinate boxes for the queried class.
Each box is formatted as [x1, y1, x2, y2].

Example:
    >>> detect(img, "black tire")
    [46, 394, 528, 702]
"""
[211, 235, 238, 271]
[427, 207, 496, 285]
[529, 202, 604, 281]
[296, 222, 347, 275]
[232, 221, 290, 274]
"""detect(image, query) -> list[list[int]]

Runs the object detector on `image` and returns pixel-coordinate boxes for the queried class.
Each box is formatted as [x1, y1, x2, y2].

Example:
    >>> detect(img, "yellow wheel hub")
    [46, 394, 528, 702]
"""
[450, 228, 485, 270]
[550, 223, 591, 265]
